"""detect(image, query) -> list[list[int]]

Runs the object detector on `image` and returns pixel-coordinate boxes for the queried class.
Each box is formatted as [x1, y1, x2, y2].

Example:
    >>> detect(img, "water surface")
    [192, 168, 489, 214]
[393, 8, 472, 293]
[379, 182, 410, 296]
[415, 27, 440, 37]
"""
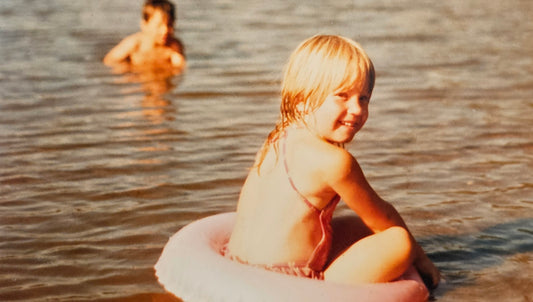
[1, 0, 532, 301]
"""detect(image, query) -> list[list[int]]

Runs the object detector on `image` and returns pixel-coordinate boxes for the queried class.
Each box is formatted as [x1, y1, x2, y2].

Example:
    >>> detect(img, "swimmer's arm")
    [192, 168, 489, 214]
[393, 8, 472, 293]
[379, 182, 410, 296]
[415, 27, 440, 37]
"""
[170, 52, 186, 69]
[326, 151, 440, 288]
[167, 38, 186, 69]
[103, 34, 139, 65]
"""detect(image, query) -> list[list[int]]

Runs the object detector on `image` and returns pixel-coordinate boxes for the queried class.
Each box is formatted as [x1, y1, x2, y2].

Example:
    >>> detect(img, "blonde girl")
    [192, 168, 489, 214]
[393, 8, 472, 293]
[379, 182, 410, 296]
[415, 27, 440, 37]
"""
[226, 35, 440, 288]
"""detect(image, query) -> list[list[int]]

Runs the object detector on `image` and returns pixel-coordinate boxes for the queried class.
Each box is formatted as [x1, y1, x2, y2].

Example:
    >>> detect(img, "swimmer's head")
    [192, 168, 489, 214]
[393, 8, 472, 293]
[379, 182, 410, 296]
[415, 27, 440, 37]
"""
[143, 0, 176, 27]
[141, 0, 176, 44]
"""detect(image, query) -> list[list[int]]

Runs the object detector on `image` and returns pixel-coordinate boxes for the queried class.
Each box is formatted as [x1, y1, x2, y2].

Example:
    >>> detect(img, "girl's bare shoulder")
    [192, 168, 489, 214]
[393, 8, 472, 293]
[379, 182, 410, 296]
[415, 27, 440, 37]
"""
[316, 142, 354, 180]
[293, 133, 355, 182]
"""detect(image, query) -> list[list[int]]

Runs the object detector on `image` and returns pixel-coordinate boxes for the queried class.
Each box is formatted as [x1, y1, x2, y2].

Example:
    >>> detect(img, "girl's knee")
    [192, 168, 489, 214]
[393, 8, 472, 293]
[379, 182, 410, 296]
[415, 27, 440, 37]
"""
[384, 226, 413, 261]
[324, 226, 414, 284]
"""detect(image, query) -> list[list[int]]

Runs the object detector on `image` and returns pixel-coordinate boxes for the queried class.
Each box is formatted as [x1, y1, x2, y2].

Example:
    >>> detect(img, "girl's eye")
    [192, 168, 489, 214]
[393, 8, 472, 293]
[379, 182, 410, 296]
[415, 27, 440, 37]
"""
[336, 92, 349, 99]
[359, 95, 370, 103]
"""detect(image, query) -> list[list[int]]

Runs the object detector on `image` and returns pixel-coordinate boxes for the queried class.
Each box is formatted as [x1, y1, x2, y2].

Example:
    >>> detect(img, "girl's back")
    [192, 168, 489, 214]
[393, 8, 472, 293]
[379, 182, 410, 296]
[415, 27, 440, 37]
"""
[227, 128, 343, 268]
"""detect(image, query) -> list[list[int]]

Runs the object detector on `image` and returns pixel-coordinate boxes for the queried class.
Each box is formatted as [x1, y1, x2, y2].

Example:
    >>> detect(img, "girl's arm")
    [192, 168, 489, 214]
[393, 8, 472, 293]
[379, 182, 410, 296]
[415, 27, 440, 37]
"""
[326, 150, 440, 288]
[103, 34, 139, 65]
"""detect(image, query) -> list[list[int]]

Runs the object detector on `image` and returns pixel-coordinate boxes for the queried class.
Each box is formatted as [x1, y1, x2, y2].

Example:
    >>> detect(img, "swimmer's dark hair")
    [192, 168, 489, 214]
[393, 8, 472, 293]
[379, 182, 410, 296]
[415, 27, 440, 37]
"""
[143, 0, 176, 26]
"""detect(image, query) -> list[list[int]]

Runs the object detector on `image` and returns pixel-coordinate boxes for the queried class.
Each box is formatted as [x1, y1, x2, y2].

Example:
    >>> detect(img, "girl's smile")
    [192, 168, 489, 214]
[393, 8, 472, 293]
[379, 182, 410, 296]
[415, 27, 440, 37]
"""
[305, 84, 370, 144]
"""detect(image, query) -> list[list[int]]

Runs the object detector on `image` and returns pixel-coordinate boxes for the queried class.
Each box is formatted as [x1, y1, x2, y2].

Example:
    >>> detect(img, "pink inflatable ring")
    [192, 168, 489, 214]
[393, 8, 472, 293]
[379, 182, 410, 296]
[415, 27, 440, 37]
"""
[155, 212, 429, 302]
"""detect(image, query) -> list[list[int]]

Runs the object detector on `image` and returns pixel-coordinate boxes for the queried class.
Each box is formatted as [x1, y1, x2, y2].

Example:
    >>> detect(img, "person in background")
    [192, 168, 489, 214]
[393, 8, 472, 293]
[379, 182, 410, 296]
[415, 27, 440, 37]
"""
[103, 0, 185, 70]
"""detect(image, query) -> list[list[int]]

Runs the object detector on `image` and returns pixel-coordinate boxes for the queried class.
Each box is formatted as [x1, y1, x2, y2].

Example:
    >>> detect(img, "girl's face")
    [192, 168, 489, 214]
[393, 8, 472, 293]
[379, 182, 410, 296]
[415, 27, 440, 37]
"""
[304, 82, 370, 144]
[142, 10, 172, 45]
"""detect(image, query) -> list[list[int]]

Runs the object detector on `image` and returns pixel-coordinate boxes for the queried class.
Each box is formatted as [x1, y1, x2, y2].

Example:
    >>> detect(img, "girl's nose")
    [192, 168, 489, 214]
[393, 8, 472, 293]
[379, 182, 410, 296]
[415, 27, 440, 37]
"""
[347, 97, 364, 115]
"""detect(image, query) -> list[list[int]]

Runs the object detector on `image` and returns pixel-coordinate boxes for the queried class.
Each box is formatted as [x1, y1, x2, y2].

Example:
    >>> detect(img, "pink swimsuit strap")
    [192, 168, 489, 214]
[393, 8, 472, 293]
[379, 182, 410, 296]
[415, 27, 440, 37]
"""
[281, 130, 340, 271]
[281, 131, 339, 211]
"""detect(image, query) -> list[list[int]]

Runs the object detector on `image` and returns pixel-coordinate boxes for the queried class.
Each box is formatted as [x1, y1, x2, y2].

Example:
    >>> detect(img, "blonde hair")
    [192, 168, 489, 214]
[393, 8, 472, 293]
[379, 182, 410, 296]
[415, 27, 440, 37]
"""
[255, 35, 375, 171]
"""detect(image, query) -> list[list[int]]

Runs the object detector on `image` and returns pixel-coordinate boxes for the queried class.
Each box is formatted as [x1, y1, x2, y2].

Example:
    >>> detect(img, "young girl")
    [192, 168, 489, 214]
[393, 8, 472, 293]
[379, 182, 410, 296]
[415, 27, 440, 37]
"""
[225, 35, 440, 288]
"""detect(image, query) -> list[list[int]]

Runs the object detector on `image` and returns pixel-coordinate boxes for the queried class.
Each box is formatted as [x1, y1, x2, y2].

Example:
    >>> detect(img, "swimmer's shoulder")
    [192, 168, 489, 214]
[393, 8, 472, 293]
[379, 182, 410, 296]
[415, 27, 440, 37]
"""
[166, 36, 185, 56]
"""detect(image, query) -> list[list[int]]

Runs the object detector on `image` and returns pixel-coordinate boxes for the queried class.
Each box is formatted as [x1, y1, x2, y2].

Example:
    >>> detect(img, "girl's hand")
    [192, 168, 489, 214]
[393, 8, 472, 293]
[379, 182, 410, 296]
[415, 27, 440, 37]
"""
[415, 253, 440, 289]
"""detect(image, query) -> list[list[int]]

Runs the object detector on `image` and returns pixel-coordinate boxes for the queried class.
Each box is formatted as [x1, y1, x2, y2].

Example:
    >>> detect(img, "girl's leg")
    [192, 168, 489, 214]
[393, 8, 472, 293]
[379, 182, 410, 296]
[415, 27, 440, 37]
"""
[324, 226, 413, 285]
[327, 215, 373, 265]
